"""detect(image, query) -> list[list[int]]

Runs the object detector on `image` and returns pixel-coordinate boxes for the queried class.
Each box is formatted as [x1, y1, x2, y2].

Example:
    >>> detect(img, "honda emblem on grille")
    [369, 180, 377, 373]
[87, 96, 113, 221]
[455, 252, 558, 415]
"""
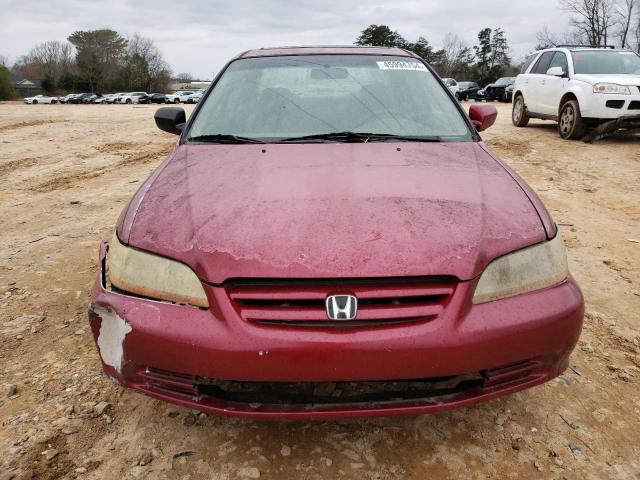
[326, 295, 357, 320]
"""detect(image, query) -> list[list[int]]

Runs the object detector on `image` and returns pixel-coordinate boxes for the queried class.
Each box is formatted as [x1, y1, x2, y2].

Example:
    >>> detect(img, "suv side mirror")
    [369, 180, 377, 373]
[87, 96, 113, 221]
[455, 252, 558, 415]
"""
[468, 104, 497, 132]
[154, 107, 186, 135]
[546, 66, 566, 77]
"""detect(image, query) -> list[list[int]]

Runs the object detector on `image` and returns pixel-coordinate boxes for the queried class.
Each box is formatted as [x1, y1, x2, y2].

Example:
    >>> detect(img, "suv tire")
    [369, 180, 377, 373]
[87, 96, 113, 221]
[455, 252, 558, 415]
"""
[559, 99, 587, 140]
[512, 95, 529, 127]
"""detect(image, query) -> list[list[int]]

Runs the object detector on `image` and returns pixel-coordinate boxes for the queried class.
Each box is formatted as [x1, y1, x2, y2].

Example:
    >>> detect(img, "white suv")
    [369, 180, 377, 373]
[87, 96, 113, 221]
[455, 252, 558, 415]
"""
[119, 92, 148, 104]
[512, 46, 640, 139]
[166, 91, 196, 104]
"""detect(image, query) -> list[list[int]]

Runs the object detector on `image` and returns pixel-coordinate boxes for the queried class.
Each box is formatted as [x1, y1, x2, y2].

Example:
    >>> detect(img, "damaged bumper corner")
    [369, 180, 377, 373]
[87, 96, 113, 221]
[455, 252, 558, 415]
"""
[585, 114, 640, 142]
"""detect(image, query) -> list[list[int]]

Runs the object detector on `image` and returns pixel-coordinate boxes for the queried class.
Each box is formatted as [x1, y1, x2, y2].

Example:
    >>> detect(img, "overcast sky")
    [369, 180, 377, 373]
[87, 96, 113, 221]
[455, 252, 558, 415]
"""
[1, 0, 570, 79]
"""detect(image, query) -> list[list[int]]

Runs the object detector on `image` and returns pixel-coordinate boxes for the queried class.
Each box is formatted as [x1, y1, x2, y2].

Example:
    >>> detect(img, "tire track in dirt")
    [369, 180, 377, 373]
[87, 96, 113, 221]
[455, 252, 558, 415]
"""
[28, 142, 173, 193]
[0, 119, 68, 133]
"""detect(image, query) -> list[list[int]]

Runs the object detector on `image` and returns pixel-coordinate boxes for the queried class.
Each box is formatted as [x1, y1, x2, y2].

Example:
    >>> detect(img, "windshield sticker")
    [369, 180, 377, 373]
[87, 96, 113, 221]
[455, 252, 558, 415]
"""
[377, 61, 427, 71]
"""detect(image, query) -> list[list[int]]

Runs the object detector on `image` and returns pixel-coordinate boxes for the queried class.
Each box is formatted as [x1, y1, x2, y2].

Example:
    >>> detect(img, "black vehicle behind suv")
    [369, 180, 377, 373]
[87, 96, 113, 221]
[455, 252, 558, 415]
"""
[140, 93, 167, 104]
[68, 93, 93, 104]
[457, 81, 480, 101]
[484, 77, 515, 102]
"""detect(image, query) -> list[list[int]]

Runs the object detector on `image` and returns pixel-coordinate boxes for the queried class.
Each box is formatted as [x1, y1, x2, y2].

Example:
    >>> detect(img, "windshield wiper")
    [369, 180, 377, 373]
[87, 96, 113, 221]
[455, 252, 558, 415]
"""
[185, 134, 265, 144]
[276, 132, 443, 143]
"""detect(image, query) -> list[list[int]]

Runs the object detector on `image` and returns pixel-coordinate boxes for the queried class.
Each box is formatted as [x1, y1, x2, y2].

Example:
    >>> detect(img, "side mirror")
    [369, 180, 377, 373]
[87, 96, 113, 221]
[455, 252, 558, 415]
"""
[546, 66, 565, 77]
[154, 107, 186, 135]
[468, 104, 497, 132]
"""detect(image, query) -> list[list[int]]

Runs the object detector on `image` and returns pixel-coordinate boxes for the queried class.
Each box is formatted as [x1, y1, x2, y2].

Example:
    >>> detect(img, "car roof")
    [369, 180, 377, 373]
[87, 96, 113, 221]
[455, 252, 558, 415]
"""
[535, 46, 632, 54]
[235, 45, 416, 59]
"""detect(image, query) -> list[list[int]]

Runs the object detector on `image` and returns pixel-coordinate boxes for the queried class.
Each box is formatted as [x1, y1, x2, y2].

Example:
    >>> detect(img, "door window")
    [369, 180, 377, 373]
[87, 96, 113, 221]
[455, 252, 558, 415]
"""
[549, 52, 569, 74]
[531, 52, 555, 74]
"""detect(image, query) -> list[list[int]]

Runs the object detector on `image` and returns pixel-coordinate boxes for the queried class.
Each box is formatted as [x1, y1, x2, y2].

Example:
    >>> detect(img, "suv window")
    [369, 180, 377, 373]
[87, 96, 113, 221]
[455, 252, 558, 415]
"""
[549, 52, 569, 74]
[520, 54, 538, 74]
[531, 52, 555, 74]
[572, 50, 640, 74]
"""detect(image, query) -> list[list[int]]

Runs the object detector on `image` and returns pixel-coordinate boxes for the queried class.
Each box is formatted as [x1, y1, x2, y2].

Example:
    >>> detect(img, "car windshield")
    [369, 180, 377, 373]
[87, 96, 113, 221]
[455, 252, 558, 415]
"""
[458, 82, 474, 88]
[187, 55, 471, 142]
[494, 78, 514, 86]
[572, 50, 640, 74]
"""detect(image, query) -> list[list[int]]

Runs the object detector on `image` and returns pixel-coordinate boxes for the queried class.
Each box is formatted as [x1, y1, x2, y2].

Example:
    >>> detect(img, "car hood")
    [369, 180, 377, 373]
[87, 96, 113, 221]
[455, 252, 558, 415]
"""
[573, 73, 640, 86]
[121, 142, 547, 284]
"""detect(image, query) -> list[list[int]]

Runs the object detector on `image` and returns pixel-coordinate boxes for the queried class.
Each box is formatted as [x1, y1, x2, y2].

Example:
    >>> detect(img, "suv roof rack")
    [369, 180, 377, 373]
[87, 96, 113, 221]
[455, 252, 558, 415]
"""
[555, 44, 616, 49]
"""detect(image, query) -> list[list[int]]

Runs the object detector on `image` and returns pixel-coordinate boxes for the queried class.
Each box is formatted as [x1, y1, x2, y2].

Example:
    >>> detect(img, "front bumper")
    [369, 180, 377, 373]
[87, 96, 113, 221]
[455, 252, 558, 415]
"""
[484, 88, 505, 100]
[88, 242, 584, 419]
[581, 93, 640, 119]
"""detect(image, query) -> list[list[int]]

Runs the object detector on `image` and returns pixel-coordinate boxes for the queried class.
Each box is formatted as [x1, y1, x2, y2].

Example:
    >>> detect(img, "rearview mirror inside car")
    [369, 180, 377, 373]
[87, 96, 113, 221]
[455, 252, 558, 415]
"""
[546, 66, 566, 77]
[310, 67, 349, 79]
[154, 107, 186, 135]
[468, 104, 497, 132]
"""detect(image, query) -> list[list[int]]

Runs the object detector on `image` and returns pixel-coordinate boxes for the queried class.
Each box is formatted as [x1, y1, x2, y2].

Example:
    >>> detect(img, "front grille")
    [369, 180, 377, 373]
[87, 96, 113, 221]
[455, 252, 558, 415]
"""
[225, 277, 456, 327]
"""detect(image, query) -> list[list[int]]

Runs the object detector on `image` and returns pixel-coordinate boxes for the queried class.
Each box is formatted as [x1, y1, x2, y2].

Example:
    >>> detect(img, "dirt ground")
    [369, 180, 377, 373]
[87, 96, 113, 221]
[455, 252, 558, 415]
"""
[0, 101, 639, 480]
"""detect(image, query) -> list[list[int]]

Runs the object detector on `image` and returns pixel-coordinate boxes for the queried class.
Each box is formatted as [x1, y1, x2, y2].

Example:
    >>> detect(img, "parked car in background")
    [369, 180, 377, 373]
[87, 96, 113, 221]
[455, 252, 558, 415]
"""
[88, 46, 583, 420]
[456, 81, 480, 101]
[513, 46, 640, 140]
[442, 78, 459, 97]
[119, 92, 149, 104]
[504, 84, 514, 103]
[106, 93, 125, 104]
[23, 94, 58, 104]
[68, 93, 93, 104]
[59, 94, 77, 104]
[166, 91, 196, 103]
[107, 94, 121, 103]
[94, 94, 112, 104]
[185, 89, 204, 103]
[84, 94, 103, 104]
[483, 77, 516, 102]
[141, 93, 168, 104]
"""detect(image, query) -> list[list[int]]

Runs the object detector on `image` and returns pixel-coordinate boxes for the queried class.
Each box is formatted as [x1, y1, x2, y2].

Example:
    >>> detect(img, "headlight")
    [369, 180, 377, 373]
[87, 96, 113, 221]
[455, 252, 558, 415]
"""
[593, 83, 630, 95]
[107, 233, 209, 308]
[472, 234, 568, 304]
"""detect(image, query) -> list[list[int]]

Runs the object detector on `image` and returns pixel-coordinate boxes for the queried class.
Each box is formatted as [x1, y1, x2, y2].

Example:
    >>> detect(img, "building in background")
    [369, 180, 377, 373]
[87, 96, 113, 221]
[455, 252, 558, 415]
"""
[10, 74, 42, 98]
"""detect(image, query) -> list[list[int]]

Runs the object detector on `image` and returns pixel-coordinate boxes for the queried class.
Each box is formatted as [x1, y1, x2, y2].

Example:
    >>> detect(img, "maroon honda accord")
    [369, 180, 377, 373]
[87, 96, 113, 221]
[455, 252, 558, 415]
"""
[88, 46, 583, 419]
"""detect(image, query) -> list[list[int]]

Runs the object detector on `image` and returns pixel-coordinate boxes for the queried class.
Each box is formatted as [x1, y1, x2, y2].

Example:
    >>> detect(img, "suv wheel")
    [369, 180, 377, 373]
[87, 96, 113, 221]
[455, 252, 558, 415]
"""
[126, 98, 132, 104]
[512, 95, 529, 127]
[174, 98, 180, 104]
[558, 99, 587, 140]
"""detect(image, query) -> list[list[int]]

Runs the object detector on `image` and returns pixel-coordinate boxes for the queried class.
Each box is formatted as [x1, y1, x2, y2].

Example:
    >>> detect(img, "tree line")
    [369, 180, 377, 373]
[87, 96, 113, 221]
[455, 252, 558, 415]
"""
[355, 25, 517, 85]
[1, 0, 639, 100]
[537, 0, 640, 51]
[9, 29, 172, 95]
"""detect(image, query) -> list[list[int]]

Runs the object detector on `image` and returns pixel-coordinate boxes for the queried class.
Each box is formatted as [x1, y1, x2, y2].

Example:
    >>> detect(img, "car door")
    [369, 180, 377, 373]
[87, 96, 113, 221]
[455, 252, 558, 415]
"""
[539, 51, 570, 116]
[526, 51, 555, 113]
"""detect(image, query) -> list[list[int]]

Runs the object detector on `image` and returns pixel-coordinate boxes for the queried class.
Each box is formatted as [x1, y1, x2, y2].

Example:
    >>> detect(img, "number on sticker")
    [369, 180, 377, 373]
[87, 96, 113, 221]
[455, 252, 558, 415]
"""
[377, 61, 427, 71]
